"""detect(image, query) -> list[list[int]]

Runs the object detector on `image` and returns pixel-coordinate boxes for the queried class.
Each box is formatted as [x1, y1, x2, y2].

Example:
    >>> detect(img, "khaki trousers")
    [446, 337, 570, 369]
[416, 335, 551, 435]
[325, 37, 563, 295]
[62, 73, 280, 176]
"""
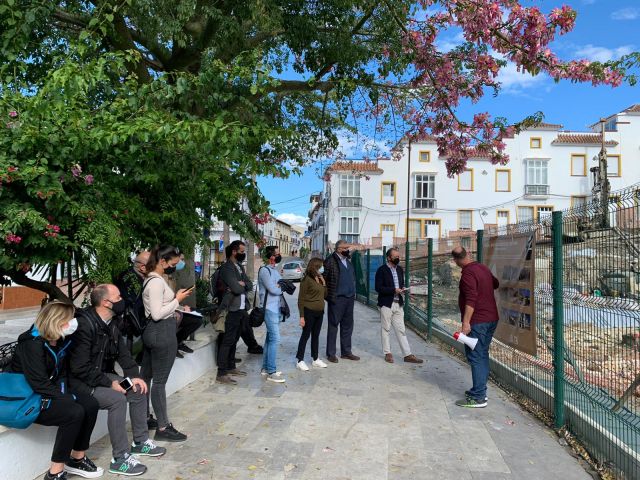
[380, 302, 411, 357]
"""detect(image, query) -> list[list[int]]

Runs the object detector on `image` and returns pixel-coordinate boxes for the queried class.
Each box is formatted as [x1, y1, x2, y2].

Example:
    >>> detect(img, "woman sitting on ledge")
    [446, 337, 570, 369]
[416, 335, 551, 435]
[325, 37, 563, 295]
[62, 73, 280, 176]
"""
[10, 301, 103, 480]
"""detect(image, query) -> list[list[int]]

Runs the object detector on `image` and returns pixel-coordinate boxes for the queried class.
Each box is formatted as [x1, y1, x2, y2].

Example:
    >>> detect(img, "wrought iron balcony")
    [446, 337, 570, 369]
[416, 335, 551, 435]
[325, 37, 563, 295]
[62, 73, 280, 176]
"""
[338, 197, 362, 207]
[412, 198, 437, 209]
[525, 185, 550, 196]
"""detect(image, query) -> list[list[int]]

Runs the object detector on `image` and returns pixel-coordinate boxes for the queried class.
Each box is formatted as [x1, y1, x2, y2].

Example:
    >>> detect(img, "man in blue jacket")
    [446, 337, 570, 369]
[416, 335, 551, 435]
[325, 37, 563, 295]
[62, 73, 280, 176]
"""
[374, 248, 423, 364]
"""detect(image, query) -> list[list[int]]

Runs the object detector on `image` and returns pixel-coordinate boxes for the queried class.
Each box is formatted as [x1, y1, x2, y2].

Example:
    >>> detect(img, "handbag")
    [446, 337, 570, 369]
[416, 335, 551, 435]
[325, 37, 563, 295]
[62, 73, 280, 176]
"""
[0, 372, 42, 429]
[249, 267, 269, 328]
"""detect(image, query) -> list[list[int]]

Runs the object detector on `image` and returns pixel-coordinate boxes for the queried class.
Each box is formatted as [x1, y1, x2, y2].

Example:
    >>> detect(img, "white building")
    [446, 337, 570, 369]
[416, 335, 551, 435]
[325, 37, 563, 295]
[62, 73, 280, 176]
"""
[318, 104, 640, 249]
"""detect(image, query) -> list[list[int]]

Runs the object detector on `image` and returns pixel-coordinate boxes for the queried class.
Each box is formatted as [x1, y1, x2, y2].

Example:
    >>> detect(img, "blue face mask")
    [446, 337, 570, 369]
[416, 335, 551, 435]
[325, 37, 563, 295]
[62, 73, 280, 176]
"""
[176, 260, 186, 271]
[318, 267, 325, 275]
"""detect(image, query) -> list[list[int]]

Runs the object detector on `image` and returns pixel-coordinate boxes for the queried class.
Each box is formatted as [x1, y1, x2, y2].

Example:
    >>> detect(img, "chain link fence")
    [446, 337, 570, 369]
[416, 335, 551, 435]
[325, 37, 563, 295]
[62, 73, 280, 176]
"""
[352, 183, 640, 479]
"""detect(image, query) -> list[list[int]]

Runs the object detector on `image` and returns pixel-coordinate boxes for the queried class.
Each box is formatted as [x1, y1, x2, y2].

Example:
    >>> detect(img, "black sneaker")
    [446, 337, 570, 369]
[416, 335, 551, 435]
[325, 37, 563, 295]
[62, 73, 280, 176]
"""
[247, 345, 263, 354]
[109, 453, 147, 476]
[65, 456, 104, 478]
[178, 343, 194, 353]
[176, 350, 184, 359]
[154, 423, 187, 442]
[147, 414, 158, 430]
[44, 471, 68, 480]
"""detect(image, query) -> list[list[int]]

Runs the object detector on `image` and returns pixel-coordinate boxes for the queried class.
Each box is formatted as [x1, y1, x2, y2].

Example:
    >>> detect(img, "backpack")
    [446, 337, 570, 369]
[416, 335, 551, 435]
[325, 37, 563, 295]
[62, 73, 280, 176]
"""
[209, 265, 227, 303]
[122, 279, 153, 337]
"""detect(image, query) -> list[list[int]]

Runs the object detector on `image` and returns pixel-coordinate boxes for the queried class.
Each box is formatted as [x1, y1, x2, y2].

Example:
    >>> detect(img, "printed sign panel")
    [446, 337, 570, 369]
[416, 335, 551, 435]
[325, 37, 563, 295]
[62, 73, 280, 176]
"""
[483, 233, 537, 355]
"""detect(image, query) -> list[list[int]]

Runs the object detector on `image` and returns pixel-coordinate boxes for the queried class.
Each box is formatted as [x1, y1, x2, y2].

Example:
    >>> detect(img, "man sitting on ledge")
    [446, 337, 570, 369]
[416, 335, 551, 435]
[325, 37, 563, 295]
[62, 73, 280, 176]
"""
[69, 284, 166, 477]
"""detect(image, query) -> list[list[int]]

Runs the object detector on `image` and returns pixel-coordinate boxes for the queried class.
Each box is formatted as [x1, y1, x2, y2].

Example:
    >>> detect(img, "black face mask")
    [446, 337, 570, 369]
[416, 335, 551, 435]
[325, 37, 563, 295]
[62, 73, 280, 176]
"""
[164, 266, 176, 275]
[274, 254, 282, 264]
[108, 299, 126, 316]
[391, 258, 400, 266]
[341, 250, 351, 259]
[236, 253, 246, 262]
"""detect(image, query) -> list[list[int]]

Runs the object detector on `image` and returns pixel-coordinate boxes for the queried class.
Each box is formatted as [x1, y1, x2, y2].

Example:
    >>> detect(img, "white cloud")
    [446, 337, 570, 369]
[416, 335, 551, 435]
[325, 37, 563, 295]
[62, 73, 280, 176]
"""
[276, 213, 308, 226]
[335, 130, 391, 159]
[436, 31, 465, 53]
[575, 44, 635, 62]
[611, 8, 640, 20]
[497, 62, 547, 93]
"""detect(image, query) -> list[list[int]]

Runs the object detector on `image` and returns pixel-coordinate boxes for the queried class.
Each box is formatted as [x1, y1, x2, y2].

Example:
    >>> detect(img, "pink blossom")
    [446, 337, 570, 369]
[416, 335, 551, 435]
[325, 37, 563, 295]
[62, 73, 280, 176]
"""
[84, 175, 94, 185]
[5, 233, 22, 244]
[71, 164, 82, 177]
[8, 111, 17, 118]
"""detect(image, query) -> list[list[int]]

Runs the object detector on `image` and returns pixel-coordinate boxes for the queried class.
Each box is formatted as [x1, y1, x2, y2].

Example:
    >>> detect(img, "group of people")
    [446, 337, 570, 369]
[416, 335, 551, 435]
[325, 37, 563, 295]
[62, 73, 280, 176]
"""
[8, 238, 499, 480]
[10, 245, 197, 479]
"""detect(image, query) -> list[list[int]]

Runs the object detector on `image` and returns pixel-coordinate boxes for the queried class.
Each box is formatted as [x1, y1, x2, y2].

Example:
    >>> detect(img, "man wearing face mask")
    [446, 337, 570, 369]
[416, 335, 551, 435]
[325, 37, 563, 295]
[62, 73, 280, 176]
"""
[216, 240, 253, 384]
[375, 248, 423, 364]
[323, 240, 359, 363]
[69, 284, 165, 477]
[114, 250, 150, 341]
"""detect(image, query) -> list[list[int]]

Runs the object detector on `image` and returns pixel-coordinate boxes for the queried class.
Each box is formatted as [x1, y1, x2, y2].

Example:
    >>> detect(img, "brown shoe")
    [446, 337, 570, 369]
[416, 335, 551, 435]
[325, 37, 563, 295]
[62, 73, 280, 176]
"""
[327, 356, 339, 363]
[404, 354, 424, 364]
[384, 353, 394, 363]
[216, 375, 237, 385]
[228, 369, 247, 376]
[341, 354, 360, 361]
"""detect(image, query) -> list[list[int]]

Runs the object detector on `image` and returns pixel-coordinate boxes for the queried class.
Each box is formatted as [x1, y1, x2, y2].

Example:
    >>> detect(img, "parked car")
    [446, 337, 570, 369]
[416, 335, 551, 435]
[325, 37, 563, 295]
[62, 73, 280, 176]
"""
[280, 260, 305, 281]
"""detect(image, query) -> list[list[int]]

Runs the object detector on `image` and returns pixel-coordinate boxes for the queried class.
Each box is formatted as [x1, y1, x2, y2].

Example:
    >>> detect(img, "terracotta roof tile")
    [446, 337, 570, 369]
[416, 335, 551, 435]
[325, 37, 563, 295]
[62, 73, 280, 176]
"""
[551, 133, 618, 146]
[526, 122, 563, 130]
[328, 161, 384, 173]
[624, 104, 640, 113]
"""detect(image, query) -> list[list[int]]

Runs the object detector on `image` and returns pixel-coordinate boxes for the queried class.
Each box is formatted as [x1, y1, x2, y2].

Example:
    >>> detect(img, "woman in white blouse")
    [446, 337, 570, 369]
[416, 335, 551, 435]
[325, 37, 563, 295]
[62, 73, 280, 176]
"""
[142, 245, 191, 442]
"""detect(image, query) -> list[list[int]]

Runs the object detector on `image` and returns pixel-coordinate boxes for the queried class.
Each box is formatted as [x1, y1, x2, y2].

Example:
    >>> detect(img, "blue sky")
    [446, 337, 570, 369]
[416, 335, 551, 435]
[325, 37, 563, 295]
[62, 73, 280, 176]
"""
[257, 0, 640, 227]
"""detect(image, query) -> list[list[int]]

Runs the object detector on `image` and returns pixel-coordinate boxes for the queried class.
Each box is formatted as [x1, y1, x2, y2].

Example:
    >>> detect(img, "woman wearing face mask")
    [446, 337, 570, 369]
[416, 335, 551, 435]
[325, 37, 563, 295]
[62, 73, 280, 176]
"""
[141, 245, 192, 442]
[295, 258, 328, 371]
[10, 301, 102, 480]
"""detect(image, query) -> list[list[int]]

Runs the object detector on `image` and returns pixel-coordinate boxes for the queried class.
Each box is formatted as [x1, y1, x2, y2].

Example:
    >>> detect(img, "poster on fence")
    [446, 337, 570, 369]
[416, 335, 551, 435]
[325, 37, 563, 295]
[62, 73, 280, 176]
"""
[482, 233, 537, 355]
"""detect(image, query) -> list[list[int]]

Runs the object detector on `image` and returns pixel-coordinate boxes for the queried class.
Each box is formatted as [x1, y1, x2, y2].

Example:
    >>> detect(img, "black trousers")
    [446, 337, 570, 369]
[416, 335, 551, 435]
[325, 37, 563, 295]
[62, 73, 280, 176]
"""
[176, 314, 203, 344]
[216, 310, 260, 354]
[217, 310, 245, 376]
[326, 296, 355, 357]
[297, 308, 324, 361]
[36, 394, 99, 463]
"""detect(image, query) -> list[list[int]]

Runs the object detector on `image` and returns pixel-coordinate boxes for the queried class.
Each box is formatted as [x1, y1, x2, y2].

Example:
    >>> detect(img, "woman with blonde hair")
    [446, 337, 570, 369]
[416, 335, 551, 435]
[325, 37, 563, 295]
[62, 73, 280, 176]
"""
[10, 301, 102, 479]
[295, 258, 328, 371]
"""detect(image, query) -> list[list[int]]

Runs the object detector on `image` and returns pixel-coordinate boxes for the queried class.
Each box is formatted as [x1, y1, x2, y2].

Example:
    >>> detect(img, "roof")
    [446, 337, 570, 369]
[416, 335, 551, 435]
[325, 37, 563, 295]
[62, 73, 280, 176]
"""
[440, 147, 493, 159]
[327, 161, 383, 173]
[551, 133, 618, 147]
[624, 104, 640, 113]
[391, 133, 438, 151]
[525, 122, 563, 130]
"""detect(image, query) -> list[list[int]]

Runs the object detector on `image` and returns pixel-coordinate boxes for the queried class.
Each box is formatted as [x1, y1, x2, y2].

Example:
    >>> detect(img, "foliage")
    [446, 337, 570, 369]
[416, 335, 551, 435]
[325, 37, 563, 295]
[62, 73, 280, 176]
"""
[0, 0, 637, 299]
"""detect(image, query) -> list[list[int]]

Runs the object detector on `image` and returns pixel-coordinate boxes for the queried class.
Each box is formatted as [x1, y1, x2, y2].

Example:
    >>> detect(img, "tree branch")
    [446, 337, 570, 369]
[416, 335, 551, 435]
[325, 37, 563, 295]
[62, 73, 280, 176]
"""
[52, 8, 90, 29]
[6, 268, 69, 303]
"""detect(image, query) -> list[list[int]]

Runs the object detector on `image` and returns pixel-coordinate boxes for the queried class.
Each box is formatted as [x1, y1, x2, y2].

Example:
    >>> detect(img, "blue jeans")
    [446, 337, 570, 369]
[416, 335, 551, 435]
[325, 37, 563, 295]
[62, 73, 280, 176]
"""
[262, 309, 281, 374]
[464, 321, 497, 401]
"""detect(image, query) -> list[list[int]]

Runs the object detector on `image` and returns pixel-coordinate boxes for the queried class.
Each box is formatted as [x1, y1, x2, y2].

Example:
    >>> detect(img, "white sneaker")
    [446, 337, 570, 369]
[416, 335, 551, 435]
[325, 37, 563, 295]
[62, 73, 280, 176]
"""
[267, 372, 286, 383]
[312, 359, 328, 368]
[262, 369, 282, 378]
[297, 361, 310, 372]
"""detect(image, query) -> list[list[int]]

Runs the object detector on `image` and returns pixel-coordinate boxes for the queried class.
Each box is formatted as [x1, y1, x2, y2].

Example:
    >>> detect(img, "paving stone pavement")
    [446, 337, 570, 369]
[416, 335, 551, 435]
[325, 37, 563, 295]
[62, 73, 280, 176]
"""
[85, 292, 592, 480]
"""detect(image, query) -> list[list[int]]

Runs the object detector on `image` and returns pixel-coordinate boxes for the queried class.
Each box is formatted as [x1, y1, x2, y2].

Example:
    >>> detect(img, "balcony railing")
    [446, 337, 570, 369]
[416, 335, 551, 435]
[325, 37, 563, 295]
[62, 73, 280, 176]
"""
[338, 197, 362, 207]
[412, 198, 437, 209]
[525, 185, 550, 196]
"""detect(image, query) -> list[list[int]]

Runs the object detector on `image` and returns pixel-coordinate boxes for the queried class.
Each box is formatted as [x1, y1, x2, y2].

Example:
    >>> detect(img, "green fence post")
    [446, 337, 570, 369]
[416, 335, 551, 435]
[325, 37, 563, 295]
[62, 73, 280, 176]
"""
[404, 241, 410, 319]
[366, 249, 371, 306]
[476, 229, 484, 264]
[427, 237, 433, 340]
[382, 245, 387, 259]
[552, 211, 565, 428]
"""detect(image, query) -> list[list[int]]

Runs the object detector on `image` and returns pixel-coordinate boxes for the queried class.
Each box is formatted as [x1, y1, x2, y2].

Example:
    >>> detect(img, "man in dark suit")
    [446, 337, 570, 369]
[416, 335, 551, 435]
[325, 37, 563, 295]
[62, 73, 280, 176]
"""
[323, 240, 359, 363]
[374, 247, 423, 364]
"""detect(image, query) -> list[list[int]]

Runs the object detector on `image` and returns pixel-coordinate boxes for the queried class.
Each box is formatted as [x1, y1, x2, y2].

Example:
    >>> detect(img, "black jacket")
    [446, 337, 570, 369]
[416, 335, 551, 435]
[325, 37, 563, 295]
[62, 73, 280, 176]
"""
[68, 308, 140, 395]
[10, 326, 75, 401]
[375, 264, 405, 308]
[219, 260, 252, 312]
[323, 252, 349, 304]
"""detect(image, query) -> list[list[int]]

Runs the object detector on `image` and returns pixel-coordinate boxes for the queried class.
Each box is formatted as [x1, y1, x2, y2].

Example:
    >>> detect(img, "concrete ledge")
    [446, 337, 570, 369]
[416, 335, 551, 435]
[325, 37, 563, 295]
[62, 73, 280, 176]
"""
[0, 330, 217, 480]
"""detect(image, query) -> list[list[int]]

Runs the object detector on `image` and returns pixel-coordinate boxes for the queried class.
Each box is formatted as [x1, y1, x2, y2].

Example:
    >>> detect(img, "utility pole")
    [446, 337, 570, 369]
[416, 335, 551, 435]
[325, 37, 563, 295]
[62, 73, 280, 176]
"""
[405, 138, 412, 243]
[591, 118, 628, 229]
[245, 174, 257, 280]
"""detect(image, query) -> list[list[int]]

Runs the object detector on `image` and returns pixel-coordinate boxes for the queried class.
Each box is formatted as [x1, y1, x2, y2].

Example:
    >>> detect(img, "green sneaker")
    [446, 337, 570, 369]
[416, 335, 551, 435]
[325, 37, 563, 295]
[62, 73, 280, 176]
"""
[455, 396, 488, 408]
[109, 453, 147, 476]
[131, 439, 166, 457]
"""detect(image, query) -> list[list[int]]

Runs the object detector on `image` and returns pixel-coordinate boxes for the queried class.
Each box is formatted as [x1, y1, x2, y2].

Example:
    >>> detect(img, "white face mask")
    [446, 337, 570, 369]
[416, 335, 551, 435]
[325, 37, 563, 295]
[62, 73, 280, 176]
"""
[62, 318, 78, 337]
[318, 267, 325, 275]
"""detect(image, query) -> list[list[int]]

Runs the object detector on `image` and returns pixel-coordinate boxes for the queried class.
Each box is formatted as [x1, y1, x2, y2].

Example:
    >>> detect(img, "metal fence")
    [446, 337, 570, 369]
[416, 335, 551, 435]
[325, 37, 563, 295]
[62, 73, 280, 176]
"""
[352, 183, 640, 479]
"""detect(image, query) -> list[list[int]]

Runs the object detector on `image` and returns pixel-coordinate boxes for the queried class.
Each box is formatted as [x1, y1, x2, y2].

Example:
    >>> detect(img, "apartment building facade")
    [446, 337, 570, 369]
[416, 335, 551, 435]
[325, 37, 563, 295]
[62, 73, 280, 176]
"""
[317, 104, 640, 249]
